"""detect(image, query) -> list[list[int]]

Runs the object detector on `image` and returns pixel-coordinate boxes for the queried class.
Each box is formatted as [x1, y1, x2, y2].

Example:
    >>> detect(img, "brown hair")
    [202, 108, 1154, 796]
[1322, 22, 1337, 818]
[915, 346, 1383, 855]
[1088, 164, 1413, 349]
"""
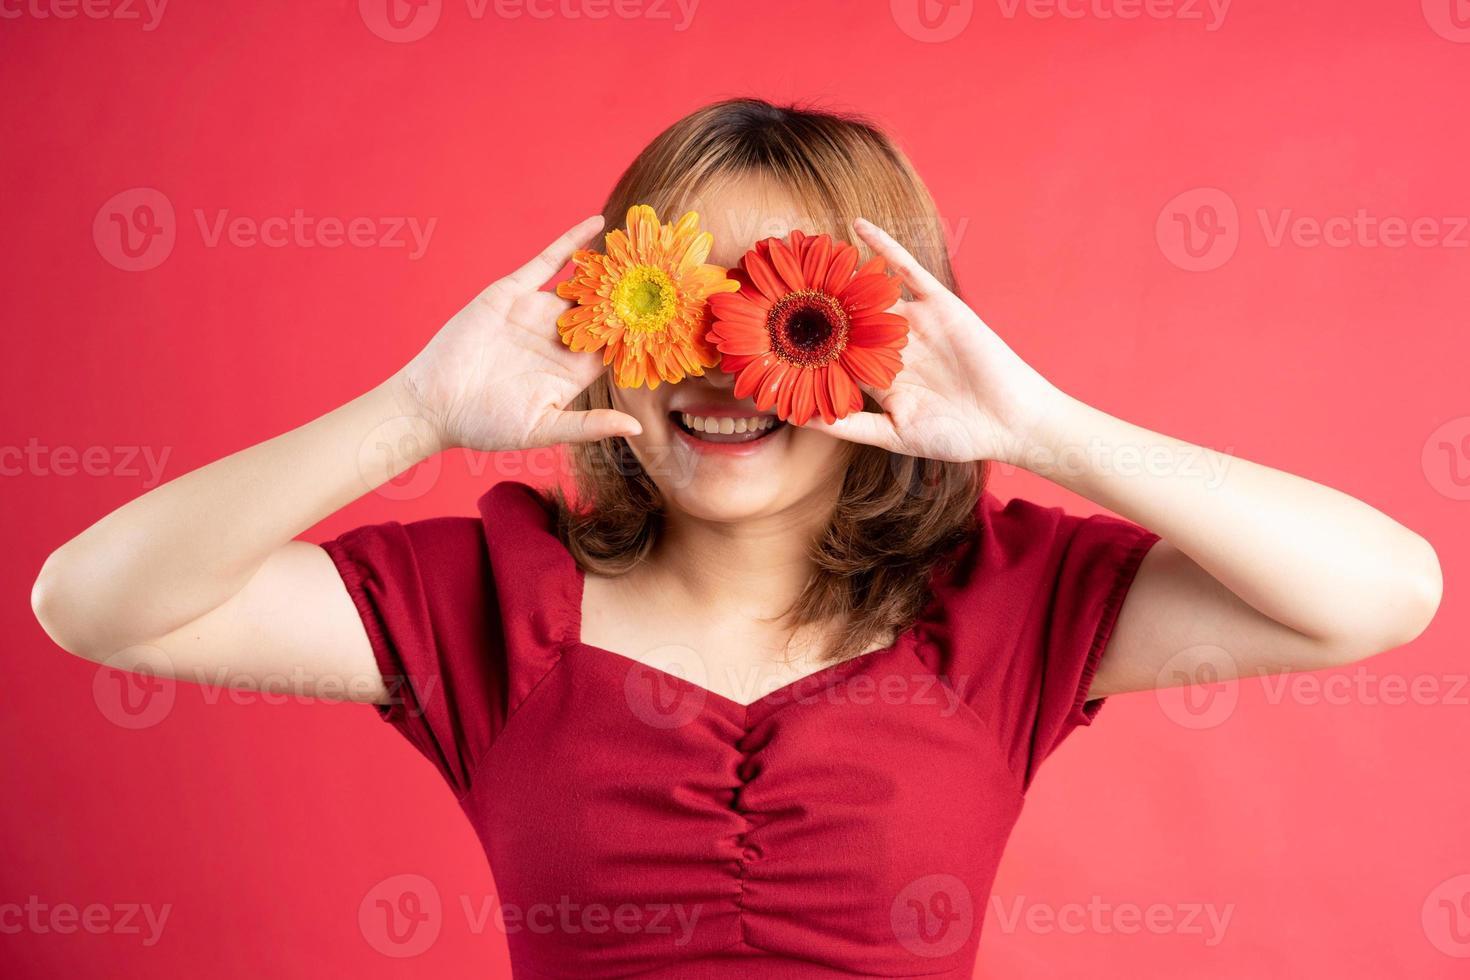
[552, 98, 985, 663]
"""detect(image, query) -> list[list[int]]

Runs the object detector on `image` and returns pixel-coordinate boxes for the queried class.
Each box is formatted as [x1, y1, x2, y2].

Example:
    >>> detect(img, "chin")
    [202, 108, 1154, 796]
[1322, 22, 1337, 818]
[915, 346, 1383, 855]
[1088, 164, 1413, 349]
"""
[661, 479, 790, 523]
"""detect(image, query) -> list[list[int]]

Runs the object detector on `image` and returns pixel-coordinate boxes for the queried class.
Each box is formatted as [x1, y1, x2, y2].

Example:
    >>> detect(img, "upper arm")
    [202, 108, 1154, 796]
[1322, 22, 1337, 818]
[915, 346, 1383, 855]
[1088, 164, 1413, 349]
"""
[1090, 540, 1338, 699]
[119, 540, 387, 704]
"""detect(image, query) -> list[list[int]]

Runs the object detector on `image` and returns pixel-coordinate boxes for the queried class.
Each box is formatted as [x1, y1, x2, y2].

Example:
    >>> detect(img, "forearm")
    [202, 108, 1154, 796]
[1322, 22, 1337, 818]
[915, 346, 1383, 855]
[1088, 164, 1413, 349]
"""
[32, 374, 436, 657]
[1022, 394, 1442, 653]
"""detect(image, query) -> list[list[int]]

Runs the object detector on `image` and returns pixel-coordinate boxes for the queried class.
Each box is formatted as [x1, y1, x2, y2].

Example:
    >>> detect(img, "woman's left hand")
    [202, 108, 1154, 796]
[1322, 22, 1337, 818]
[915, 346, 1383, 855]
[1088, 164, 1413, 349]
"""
[811, 222, 1441, 706]
[804, 218, 1064, 466]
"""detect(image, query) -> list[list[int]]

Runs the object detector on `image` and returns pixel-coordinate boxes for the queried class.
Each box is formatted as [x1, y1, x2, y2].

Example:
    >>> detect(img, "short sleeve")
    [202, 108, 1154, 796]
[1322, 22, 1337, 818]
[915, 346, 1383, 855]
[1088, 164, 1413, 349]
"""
[920, 494, 1159, 790]
[322, 515, 507, 800]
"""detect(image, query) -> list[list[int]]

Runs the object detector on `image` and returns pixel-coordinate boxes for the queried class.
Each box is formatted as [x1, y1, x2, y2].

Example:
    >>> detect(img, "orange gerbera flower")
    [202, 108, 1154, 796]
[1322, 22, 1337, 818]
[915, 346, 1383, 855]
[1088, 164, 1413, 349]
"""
[556, 205, 739, 389]
[706, 231, 908, 426]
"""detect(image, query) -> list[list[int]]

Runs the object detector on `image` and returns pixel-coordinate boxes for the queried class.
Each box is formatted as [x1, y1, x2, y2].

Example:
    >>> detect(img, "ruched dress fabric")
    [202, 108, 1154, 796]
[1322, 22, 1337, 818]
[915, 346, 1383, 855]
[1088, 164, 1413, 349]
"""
[323, 481, 1157, 979]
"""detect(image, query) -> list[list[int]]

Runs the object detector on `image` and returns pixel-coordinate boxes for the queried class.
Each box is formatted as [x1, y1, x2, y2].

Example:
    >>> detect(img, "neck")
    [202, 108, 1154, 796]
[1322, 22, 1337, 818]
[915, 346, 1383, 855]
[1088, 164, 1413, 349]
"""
[646, 490, 838, 628]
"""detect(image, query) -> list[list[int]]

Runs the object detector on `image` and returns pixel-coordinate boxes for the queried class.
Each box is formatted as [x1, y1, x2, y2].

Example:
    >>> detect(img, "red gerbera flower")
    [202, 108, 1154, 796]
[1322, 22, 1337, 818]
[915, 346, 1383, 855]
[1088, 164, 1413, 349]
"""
[706, 230, 908, 426]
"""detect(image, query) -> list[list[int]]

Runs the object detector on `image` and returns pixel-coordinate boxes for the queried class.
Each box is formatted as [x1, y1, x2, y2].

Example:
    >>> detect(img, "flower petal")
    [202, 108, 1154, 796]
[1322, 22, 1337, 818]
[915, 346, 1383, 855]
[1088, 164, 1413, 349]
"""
[626, 205, 659, 254]
[604, 229, 634, 269]
[709, 318, 770, 355]
[676, 229, 715, 273]
[801, 234, 833, 287]
[752, 359, 790, 411]
[708, 290, 770, 324]
[840, 345, 902, 389]
[848, 311, 910, 346]
[823, 242, 860, 295]
[788, 368, 817, 426]
[744, 250, 786, 304]
[839, 273, 902, 316]
[812, 366, 836, 424]
[734, 353, 779, 401]
[776, 363, 798, 420]
[720, 351, 761, 374]
[767, 238, 808, 294]
[828, 362, 864, 418]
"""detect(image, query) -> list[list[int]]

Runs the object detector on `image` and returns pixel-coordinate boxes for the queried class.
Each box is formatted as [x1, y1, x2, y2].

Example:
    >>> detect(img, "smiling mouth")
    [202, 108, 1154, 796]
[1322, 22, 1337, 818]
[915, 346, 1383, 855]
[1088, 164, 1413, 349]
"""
[670, 411, 787, 444]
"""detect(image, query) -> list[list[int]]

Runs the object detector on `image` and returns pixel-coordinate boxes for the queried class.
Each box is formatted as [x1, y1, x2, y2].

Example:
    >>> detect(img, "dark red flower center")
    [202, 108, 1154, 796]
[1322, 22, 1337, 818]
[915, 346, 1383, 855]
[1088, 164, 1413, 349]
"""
[767, 290, 848, 367]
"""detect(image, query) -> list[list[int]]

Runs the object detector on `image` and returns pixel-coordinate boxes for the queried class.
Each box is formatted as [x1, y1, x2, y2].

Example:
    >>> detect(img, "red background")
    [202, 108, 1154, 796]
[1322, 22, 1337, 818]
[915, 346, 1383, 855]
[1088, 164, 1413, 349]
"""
[4, 1, 1469, 976]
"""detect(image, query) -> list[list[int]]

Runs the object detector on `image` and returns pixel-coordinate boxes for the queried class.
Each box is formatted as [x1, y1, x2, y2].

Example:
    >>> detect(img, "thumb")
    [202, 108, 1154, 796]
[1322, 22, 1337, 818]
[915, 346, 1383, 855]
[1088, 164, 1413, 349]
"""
[539, 408, 643, 446]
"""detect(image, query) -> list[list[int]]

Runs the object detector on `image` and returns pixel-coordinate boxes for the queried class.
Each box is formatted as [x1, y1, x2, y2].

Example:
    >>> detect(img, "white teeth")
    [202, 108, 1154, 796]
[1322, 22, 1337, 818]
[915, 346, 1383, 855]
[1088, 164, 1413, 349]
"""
[679, 413, 777, 434]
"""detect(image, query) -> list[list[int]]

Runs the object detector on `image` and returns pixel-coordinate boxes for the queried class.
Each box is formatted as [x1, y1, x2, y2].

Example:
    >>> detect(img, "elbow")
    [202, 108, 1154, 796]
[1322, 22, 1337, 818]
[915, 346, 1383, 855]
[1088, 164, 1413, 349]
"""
[1391, 533, 1444, 647]
[31, 548, 106, 662]
[1303, 534, 1442, 669]
[1340, 533, 1443, 663]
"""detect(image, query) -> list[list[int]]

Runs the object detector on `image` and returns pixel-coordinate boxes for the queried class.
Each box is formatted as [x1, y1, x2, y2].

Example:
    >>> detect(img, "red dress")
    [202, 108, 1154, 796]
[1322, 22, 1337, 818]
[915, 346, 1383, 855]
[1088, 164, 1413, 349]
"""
[324, 481, 1157, 979]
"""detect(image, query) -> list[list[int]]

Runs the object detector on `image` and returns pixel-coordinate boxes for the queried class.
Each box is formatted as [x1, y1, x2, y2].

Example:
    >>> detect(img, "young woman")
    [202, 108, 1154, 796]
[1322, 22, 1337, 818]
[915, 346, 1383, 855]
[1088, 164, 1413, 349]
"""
[32, 100, 1441, 978]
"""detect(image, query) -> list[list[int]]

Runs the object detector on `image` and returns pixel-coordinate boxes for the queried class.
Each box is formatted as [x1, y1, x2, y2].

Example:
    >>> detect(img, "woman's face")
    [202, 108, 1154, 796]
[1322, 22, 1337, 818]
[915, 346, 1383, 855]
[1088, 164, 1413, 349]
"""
[608, 179, 854, 523]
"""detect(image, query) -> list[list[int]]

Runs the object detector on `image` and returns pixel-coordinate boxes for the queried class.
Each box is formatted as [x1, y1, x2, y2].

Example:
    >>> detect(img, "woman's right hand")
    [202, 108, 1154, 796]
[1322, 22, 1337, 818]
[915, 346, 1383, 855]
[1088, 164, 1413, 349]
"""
[33, 215, 639, 697]
[396, 214, 642, 454]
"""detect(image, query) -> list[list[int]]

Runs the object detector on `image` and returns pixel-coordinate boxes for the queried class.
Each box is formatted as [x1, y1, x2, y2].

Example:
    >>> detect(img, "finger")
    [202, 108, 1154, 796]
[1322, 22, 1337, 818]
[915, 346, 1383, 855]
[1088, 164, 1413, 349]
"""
[537, 408, 642, 446]
[802, 411, 903, 453]
[852, 217, 946, 301]
[518, 288, 575, 328]
[505, 214, 605, 293]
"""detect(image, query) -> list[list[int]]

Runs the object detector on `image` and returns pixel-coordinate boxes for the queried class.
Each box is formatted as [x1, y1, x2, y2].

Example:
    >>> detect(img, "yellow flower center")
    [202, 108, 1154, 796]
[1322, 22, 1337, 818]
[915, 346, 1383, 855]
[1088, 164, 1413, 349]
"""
[612, 265, 677, 333]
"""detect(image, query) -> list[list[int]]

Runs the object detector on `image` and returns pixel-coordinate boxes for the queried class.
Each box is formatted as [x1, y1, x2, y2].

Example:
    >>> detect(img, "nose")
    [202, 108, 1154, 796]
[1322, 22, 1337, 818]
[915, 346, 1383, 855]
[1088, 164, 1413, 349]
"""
[701, 365, 735, 391]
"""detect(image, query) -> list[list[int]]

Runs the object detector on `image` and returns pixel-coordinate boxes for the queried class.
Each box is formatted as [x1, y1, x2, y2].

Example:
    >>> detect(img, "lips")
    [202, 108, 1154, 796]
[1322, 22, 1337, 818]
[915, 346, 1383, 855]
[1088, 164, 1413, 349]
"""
[668, 406, 787, 447]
